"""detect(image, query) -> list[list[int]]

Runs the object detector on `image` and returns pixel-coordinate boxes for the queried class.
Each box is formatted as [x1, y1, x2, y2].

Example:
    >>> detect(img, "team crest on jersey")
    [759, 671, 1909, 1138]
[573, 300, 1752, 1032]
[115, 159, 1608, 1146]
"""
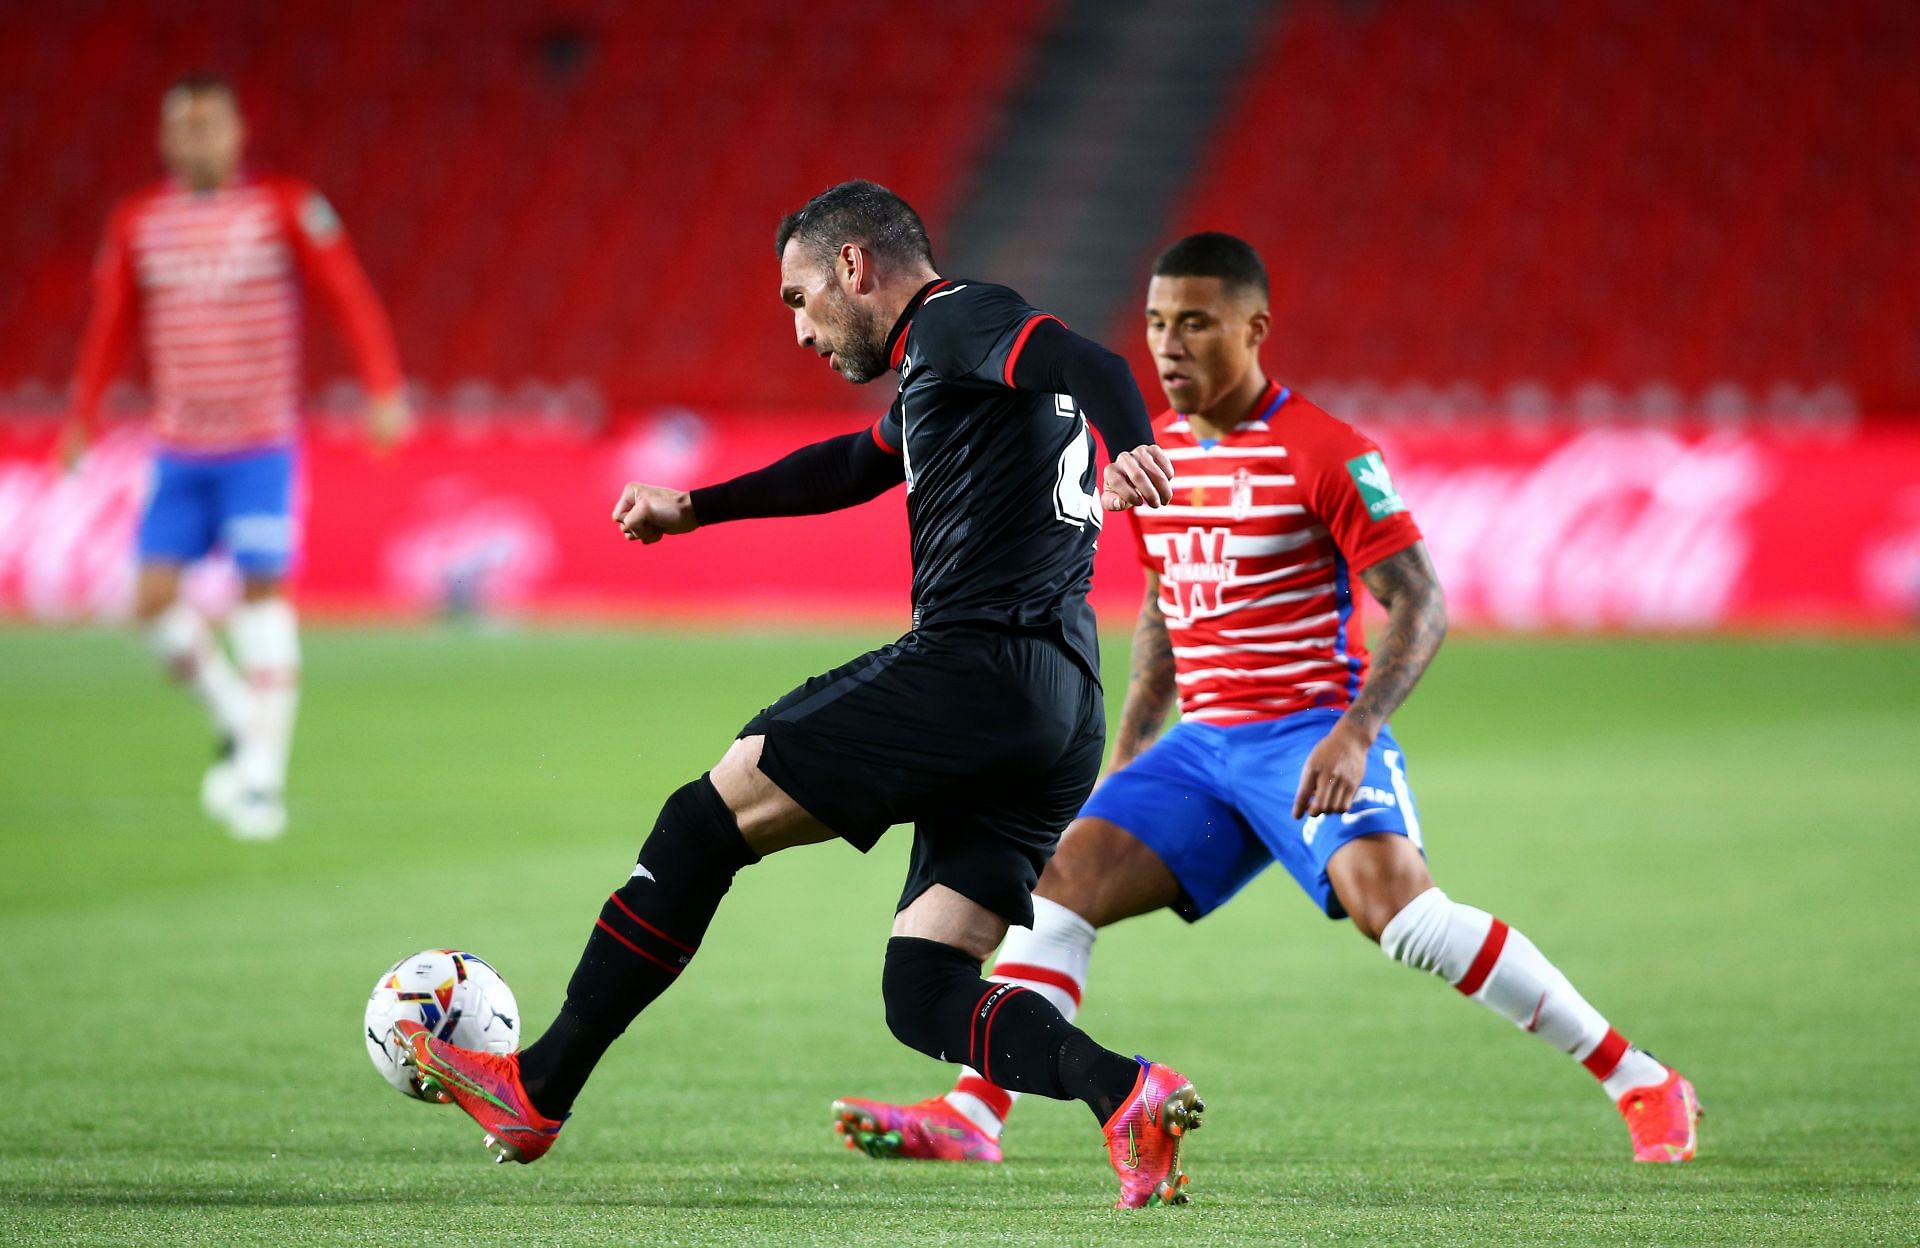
[1346, 451, 1407, 520]
[1230, 466, 1254, 520]
[1160, 526, 1238, 619]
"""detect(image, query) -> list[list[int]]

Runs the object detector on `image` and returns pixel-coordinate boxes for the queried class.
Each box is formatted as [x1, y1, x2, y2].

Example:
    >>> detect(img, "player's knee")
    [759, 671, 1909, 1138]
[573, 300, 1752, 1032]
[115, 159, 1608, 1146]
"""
[710, 736, 835, 856]
[132, 574, 180, 623]
[1347, 894, 1401, 945]
[1348, 872, 1437, 944]
[238, 575, 283, 603]
[880, 936, 981, 1059]
[1330, 834, 1434, 944]
[1376, 885, 1452, 971]
[634, 775, 759, 883]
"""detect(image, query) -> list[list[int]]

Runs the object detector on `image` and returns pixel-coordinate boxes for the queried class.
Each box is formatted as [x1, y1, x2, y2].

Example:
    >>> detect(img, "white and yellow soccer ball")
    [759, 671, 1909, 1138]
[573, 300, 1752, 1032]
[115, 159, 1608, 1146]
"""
[364, 949, 520, 1100]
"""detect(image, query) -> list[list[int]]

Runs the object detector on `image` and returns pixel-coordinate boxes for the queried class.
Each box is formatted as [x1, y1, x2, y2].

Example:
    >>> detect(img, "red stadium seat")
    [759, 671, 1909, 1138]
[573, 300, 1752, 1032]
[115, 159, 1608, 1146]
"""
[1142, 0, 1920, 412]
[0, 0, 1055, 412]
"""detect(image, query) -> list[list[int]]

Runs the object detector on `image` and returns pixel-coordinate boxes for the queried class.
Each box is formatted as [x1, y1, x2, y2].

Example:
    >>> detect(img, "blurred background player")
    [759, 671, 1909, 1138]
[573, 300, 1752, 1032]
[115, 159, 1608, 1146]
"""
[63, 72, 409, 840]
[833, 232, 1701, 1166]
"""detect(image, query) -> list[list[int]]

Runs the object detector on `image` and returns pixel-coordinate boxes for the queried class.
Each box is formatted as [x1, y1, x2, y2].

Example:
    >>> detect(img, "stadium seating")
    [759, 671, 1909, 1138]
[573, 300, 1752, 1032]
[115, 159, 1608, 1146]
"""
[3, 0, 1914, 413]
[1149, 0, 1919, 412]
[0, 0, 1052, 411]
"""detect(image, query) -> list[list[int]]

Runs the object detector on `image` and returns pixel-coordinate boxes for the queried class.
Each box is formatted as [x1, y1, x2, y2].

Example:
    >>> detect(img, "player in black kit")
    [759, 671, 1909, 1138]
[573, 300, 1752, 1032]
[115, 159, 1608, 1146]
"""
[389, 180, 1206, 1209]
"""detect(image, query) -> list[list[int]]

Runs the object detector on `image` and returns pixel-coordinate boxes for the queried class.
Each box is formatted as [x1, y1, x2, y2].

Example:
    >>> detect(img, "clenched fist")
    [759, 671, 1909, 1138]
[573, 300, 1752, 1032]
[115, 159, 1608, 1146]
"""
[1101, 444, 1175, 511]
[611, 483, 697, 544]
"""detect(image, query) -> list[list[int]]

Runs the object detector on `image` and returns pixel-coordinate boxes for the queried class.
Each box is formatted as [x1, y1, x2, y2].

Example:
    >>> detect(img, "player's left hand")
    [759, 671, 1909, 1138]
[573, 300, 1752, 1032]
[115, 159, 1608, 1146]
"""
[1292, 720, 1372, 819]
[1102, 444, 1175, 511]
[364, 391, 414, 452]
[54, 422, 87, 475]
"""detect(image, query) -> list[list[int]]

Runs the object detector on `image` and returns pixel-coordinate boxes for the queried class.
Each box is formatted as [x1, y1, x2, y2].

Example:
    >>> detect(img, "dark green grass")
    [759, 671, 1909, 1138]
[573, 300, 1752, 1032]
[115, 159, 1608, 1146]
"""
[1, 625, 1917, 1245]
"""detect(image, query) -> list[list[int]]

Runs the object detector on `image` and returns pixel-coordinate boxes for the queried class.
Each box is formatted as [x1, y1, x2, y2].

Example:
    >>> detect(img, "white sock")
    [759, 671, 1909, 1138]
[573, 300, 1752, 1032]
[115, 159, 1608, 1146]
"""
[228, 599, 301, 796]
[1379, 886, 1668, 1099]
[146, 601, 251, 742]
[944, 896, 1097, 1137]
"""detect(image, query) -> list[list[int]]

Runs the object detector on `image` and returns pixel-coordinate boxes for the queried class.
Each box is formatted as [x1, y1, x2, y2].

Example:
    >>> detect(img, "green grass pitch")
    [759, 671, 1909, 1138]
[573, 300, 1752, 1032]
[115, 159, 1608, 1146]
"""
[1, 625, 1917, 1245]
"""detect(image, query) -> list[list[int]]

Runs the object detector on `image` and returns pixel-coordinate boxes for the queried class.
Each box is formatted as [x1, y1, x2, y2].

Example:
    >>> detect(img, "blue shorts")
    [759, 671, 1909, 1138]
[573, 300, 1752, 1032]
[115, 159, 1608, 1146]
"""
[136, 444, 299, 578]
[1079, 709, 1425, 921]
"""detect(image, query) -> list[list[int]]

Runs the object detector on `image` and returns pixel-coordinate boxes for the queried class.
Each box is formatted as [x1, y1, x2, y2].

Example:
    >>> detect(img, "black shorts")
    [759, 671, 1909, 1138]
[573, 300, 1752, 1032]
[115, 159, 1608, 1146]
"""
[740, 624, 1105, 927]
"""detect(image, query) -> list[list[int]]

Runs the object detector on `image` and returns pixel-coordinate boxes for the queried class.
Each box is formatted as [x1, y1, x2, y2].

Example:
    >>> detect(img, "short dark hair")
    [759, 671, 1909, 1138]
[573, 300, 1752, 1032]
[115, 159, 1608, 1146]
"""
[164, 71, 238, 105]
[776, 179, 935, 270]
[1151, 232, 1268, 300]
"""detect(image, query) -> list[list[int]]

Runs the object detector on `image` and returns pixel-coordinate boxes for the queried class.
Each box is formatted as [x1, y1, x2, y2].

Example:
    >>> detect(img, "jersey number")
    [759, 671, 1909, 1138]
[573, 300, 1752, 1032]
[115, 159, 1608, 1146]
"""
[1052, 395, 1102, 530]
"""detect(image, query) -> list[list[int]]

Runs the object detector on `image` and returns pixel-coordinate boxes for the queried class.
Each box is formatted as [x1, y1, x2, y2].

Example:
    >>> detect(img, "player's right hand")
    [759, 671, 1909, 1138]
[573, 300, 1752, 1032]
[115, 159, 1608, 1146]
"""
[1102, 444, 1175, 511]
[612, 483, 697, 544]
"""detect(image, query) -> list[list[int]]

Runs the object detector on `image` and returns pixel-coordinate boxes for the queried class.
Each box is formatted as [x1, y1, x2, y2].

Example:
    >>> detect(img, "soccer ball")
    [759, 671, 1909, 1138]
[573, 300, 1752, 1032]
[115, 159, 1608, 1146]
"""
[364, 949, 520, 1100]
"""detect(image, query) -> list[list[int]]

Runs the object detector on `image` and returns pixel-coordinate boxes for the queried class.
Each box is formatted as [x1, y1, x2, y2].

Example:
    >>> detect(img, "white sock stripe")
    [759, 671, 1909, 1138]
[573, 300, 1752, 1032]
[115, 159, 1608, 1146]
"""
[1029, 896, 1097, 944]
[228, 599, 301, 792]
[994, 897, 1096, 1010]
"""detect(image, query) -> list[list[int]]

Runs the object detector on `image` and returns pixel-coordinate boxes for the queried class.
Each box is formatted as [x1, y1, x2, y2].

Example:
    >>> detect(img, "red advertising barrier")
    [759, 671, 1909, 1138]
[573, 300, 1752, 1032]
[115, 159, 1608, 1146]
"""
[3, 411, 1919, 630]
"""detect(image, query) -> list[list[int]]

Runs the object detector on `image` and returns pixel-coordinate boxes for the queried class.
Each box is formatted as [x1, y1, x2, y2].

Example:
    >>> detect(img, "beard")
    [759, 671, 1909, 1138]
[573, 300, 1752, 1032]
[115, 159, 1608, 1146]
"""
[823, 296, 888, 384]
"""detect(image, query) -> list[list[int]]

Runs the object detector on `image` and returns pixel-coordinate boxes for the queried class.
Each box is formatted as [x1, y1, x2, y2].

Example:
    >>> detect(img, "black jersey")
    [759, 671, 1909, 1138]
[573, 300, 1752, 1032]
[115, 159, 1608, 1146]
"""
[872, 279, 1106, 679]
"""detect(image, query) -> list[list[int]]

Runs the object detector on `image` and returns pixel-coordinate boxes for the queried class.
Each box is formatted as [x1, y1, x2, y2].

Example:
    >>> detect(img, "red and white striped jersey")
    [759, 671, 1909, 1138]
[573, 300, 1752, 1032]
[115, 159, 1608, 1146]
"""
[70, 173, 401, 453]
[1129, 382, 1423, 724]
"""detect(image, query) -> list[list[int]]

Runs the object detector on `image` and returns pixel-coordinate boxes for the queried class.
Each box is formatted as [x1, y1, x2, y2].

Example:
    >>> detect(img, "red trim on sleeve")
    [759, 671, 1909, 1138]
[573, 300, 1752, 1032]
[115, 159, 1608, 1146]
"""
[1349, 530, 1423, 574]
[1293, 400, 1424, 574]
[990, 961, 1083, 1008]
[1002, 313, 1064, 387]
[1454, 917, 1509, 996]
[277, 179, 404, 395]
[870, 419, 901, 455]
[69, 197, 141, 434]
[1582, 1027, 1630, 1079]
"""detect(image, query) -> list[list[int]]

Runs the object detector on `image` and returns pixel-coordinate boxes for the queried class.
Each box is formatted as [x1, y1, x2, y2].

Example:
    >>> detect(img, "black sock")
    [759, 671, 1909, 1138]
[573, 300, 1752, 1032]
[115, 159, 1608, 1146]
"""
[881, 936, 1141, 1124]
[518, 775, 757, 1118]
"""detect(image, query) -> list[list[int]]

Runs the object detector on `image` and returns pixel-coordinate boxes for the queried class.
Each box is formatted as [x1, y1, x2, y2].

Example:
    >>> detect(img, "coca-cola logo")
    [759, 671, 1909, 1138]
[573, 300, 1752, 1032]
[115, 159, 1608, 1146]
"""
[1398, 429, 1772, 628]
[0, 433, 146, 620]
[1860, 485, 1920, 621]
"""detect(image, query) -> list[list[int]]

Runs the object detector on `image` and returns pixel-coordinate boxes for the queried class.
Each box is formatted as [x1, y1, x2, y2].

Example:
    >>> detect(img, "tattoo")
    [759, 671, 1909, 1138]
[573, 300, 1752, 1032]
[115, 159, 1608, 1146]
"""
[1112, 578, 1177, 766]
[1346, 542, 1448, 738]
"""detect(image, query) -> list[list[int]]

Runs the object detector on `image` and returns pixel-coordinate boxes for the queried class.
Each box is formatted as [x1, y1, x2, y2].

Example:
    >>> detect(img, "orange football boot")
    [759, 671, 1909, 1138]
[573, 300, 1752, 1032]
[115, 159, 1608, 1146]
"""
[831, 1096, 1003, 1162]
[391, 1019, 565, 1164]
[1617, 1068, 1702, 1163]
[1103, 1058, 1204, 1209]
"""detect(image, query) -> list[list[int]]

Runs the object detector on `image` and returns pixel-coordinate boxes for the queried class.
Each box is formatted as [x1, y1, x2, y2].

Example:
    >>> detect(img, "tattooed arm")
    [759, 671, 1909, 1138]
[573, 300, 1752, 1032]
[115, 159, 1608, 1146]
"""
[1108, 573, 1179, 774]
[1291, 541, 1449, 818]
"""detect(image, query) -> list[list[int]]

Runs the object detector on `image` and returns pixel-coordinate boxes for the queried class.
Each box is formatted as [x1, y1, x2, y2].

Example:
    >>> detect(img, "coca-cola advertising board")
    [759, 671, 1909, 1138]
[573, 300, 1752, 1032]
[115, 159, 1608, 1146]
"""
[3, 411, 1917, 630]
